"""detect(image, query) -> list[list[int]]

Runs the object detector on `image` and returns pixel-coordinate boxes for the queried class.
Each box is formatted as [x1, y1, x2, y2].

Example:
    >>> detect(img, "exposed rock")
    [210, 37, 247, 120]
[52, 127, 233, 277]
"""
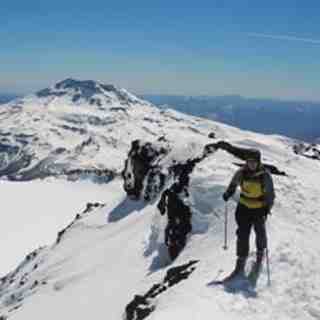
[36, 78, 145, 107]
[63, 168, 115, 183]
[0, 143, 33, 179]
[56, 202, 105, 244]
[122, 140, 169, 200]
[208, 132, 216, 139]
[293, 143, 320, 160]
[82, 202, 105, 214]
[0, 247, 44, 314]
[125, 260, 199, 320]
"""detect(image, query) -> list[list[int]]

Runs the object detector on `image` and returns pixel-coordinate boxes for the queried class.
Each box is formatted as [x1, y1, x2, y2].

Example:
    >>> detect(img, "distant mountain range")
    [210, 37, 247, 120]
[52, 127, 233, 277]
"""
[2, 90, 319, 143]
[143, 95, 320, 143]
[0, 94, 19, 104]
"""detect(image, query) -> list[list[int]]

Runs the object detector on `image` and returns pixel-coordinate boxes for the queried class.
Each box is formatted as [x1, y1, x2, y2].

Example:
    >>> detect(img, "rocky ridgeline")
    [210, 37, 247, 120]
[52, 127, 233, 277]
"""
[123, 139, 286, 259]
[0, 137, 115, 182]
[293, 143, 320, 160]
[0, 202, 105, 319]
[55, 202, 105, 245]
[0, 247, 46, 319]
[122, 139, 170, 201]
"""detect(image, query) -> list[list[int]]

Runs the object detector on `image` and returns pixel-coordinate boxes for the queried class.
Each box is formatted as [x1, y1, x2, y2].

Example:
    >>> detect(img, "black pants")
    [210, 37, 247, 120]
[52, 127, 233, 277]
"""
[235, 203, 267, 258]
[165, 219, 192, 260]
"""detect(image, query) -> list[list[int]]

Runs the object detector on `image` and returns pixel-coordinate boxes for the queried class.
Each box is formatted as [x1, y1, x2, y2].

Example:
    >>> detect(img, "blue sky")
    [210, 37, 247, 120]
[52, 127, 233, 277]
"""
[1, 0, 320, 100]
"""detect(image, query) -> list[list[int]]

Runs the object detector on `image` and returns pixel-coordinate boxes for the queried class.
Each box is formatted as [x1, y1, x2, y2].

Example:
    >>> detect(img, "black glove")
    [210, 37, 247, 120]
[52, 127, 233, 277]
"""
[264, 207, 271, 220]
[222, 192, 230, 202]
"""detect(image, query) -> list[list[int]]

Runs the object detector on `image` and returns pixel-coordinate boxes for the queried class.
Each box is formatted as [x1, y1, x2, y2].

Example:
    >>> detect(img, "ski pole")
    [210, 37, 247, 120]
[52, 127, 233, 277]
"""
[223, 203, 228, 250]
[265, 222, 271, 286]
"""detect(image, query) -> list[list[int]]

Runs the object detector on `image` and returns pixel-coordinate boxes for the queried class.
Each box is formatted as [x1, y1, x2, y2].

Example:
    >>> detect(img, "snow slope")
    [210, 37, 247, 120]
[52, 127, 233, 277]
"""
[0, 80, 320, 320]
[1, 108, 320, 320]
[0, 180, 112, 277]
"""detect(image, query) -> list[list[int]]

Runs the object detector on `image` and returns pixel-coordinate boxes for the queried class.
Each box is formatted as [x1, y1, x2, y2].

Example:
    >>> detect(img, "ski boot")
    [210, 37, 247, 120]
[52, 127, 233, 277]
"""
[222, 257, 247, 283]
[247, 250, 264, 286]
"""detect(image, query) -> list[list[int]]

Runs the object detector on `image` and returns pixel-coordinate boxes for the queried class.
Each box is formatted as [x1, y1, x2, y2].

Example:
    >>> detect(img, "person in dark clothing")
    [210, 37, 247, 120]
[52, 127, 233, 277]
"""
[158, 184, 192, 260]
[222, 149, 275, 280]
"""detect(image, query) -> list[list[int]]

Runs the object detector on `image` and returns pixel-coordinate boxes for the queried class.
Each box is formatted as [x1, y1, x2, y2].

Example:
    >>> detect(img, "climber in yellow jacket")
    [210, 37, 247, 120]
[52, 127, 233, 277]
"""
[222, 149, 275, 281]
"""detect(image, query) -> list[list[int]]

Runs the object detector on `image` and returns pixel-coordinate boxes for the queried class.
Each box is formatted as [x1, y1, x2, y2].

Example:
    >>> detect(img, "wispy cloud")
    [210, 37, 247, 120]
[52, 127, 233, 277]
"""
[246, 32, 320, 45]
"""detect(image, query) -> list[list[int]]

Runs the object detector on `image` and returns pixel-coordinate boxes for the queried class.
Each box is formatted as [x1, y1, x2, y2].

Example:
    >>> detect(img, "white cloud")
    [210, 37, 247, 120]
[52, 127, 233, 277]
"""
[246, 32, 320, 45]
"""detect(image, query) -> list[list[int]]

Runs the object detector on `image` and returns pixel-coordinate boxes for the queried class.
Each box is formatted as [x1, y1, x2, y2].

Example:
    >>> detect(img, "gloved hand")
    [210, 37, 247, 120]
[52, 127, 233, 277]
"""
[222, 192, 230, 202]
[264, 206, 271, 220]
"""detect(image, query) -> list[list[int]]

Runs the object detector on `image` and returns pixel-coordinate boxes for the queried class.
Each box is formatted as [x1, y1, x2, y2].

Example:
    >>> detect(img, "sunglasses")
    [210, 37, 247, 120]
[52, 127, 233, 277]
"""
[247, 159, 258, 164]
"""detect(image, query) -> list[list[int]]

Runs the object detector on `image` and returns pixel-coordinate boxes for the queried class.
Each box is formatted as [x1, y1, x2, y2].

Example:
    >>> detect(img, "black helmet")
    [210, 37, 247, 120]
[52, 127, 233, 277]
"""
[246, 149, 261, 163]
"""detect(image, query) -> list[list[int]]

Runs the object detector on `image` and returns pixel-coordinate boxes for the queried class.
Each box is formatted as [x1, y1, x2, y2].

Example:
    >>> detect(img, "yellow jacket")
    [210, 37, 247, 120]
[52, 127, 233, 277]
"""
[225, 166, 275, 210]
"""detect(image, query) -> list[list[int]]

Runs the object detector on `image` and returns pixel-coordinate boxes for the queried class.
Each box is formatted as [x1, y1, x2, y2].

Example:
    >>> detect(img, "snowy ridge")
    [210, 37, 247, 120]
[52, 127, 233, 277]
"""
[1, 81, 320, 320]
[34, 78, 147, 109]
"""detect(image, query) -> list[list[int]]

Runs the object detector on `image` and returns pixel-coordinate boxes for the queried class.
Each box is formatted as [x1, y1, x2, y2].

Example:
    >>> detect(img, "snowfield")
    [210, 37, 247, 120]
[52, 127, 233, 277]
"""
[0, 180, 112, 277]
[0, 80, 320, 320]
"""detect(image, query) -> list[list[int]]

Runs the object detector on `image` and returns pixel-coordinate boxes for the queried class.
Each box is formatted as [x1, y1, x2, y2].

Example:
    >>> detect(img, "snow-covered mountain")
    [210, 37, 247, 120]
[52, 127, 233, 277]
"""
[1, 80, 320, 320]
[0, 79, 182, 181]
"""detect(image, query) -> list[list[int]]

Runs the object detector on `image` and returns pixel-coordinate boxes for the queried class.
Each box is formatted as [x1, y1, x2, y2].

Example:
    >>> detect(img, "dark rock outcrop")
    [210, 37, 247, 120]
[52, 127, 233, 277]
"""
[293, 143, 320, 160]
[125, 260, 199, 320]
[0, 247, 44, 317]
[0, 143, 33, 179]
[56, 202, 105, 244]
[0, 202, 106, 318]
[122, 140, 169, 200]
[208, 132, 216, 139]
[63, 168, 115, 183]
